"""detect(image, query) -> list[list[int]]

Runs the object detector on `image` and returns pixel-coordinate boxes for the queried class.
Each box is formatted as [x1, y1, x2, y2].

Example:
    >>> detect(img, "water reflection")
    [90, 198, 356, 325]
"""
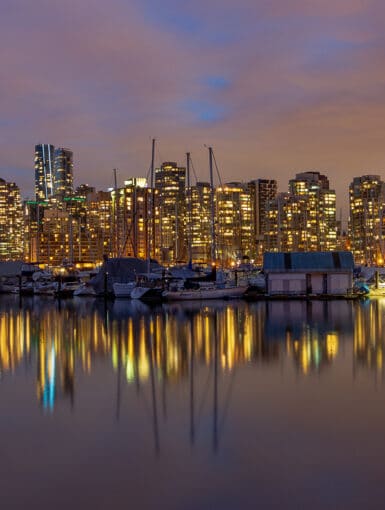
[0, 296, 384, 413]
[3, 296, 385, 510]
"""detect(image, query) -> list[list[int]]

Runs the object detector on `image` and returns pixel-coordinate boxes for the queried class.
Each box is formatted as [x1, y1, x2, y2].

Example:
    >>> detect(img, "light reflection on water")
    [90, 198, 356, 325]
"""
[1, 296, 385, 509]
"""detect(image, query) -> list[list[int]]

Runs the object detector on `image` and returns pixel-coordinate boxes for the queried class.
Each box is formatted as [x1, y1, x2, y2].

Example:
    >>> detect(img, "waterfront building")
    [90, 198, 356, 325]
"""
[289, 172, 337, 251]
[0, 179, 23, 260]
[35, 190, 112, 266]
[349, 175, 385, 265]
[154, 162, 186, 264]
[264, 251, 354, 296]
[111, 178, 149, 259]
[248, 179, 277, 263]
[53, 147, 74, 197]
[215, 182, 254, 264]
[34, 143, 55, 201]
[265, 172, 337, 253]
[187, 181, 212, 264]
[85, 191, 113, 262]
[23, 200, 46, 263]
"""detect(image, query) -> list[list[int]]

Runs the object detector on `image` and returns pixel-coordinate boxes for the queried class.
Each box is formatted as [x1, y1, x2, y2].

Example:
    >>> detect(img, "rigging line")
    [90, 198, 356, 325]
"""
[190, 157, 199, 184]
[145, 162, 152, 182]
[212, 150, 223, 188]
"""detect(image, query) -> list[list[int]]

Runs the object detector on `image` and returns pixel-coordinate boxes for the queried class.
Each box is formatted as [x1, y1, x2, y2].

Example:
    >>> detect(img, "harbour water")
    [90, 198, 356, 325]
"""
[1, 296, 385, 509]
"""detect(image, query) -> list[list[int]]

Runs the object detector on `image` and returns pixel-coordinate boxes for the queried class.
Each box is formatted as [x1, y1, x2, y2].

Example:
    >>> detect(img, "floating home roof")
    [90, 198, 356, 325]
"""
[263, 251, 354, 271]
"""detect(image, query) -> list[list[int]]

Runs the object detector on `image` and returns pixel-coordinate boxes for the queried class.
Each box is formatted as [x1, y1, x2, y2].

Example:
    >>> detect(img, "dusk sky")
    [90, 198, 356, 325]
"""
[2, 0, 385, 217]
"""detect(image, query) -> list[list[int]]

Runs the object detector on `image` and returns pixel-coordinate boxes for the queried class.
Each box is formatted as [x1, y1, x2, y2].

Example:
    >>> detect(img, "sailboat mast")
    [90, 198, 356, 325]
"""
[147, 139, 156, 273]
[113, 168, 118, 257]
[209, 147, 216, 263]
[186, 152, 193, 266]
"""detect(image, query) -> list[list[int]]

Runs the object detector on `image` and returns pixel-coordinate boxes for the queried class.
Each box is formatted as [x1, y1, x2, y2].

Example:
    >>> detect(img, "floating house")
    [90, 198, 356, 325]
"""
[263, 251, 354, 296]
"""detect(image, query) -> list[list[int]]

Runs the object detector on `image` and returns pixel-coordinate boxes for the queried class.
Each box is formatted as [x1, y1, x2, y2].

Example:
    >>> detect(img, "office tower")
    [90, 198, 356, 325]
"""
[54, 147, 74, 197]
[0, 179, 23, 260]
[154, 162, 186, 264]
[248, 179, 277, 262]
[215, 182, 254, 264]
[111, 178, 149, 259]
[187, 181, 212, 264]
[349, 175, 385, 265]
[34, 143, 55, 201]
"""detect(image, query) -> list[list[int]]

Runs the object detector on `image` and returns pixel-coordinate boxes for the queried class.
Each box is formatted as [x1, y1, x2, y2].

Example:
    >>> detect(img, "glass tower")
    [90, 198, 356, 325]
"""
[34, 143, 55, 201]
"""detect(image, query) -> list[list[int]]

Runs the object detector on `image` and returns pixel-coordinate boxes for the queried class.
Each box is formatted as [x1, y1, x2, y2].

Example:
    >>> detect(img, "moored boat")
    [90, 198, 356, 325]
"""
[162, 283, 247, 301]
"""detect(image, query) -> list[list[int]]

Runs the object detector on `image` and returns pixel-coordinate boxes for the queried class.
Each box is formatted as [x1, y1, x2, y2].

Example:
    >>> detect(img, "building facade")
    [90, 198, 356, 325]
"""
[349, 175, 385, 266]
[0, 179, 23, 260]
[154, 162, 186, 264]
[34, 143, 55, 201]
[53, 148, 74, 197]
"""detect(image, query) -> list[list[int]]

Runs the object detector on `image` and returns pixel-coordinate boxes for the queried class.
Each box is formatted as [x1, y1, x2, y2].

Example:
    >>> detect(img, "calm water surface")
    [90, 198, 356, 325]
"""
[1, 296, 385, 509]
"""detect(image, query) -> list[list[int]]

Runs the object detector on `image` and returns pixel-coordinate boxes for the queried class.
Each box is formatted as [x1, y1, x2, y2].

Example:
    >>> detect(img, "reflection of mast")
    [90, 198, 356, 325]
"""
[147, 315, 160, 456]
[189, 317, 195, 446]
[213, 311, 218, 453]
[116, 322, 122, 422]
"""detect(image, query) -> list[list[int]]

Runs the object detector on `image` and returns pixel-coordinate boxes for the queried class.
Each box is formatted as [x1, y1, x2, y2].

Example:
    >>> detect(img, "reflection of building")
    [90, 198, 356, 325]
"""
[354, 299, 385, 373]
[264, 300, 351, 375]
[349, 175, 385, 266]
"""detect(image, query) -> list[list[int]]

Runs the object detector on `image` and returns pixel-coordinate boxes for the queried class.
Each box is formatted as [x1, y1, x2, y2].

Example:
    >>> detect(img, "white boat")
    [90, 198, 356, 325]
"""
[73, 282, 97, 297]
[162, 283, 247, 301]
[112, 281, 136, 298]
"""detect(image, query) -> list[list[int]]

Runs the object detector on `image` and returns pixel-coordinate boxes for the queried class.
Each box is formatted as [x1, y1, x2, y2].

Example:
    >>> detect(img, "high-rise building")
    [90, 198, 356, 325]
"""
[154, 162, 186, 264]
[187, 182, 212, 264]
[54, 148, 74, 197]
[265, 172, 337, 253]
[216, 182, 254, 264]
[248, 179, 277, 262]
[0, 179, 23, 260]
[34, 143, 55, 201]
[349, 175, 385, 265]
[288, 172, 337, 251]
[111, 178, 149, 259]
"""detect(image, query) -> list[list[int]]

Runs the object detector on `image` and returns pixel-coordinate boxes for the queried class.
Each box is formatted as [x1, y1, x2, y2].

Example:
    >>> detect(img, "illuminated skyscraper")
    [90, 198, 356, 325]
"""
[0, 179, 23, 260]
[154, 162, 186, 264]
[288, 172, 337, 251]
[34, 143, 55, 201]
[216, 182, 253, 264]
[187, 181, 212, 263]
[349, 175, 385, 265]
[265, 172, 337, 252]
[111, 178, 149, 259]
[53, 147, 74, 197]
[248, 179, 277, 262]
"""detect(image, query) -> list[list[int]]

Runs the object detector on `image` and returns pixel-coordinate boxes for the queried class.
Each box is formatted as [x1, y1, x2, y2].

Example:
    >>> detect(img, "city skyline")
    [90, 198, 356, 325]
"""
[2, 1, 385, 216]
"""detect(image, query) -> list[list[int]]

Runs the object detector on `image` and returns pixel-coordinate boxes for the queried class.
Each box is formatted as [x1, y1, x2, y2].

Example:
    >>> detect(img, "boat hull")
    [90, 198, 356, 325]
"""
[163, 285, 246, 301]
